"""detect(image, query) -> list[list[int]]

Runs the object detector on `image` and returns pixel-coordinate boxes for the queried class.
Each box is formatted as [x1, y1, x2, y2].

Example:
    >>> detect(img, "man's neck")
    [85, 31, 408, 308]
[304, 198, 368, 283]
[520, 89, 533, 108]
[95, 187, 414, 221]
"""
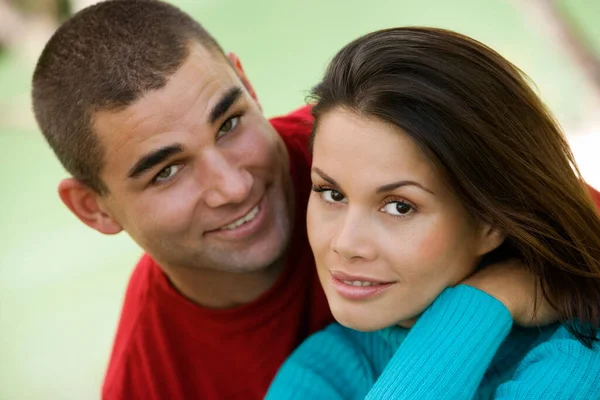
[162, 258, 286, 309]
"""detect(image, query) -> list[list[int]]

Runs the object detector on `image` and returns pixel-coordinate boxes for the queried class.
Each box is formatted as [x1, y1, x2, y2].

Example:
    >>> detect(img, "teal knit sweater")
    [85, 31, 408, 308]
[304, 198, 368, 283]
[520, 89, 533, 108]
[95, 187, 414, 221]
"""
[266, 285, 600, 399]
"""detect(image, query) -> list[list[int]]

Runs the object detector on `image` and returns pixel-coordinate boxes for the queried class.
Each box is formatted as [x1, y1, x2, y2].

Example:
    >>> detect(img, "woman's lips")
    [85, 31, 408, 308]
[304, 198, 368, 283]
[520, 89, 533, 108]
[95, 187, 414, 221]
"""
[330, 270, 396, 300]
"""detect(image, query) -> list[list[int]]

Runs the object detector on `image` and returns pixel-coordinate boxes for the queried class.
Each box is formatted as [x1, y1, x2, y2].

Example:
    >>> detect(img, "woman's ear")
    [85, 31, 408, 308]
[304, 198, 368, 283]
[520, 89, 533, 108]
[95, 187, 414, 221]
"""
[477, 223, 506, 256]
[58, 178, 123, 235]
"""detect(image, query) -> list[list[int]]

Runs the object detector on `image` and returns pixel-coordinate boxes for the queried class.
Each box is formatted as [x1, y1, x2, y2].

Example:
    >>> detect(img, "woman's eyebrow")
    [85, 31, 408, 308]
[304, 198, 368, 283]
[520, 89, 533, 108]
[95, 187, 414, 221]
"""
[312, 167, 339, 186]
[376, 180, 434, 195]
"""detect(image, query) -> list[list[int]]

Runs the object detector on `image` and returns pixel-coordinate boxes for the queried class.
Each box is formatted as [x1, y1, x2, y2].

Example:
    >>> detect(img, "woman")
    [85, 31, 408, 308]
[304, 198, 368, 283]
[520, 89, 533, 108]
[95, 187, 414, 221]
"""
[266, 28, 600, 399]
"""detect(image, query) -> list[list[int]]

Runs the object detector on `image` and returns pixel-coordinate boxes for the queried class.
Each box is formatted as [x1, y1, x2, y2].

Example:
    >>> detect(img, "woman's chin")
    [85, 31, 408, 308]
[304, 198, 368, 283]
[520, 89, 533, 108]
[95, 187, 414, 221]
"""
[331, 306, 392, 332]
[328, 298, 422, 332]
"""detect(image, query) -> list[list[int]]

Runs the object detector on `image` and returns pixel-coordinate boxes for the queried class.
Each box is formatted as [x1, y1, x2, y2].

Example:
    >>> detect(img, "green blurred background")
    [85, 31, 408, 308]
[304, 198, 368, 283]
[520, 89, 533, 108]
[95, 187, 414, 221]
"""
[1, 0, 599, 398]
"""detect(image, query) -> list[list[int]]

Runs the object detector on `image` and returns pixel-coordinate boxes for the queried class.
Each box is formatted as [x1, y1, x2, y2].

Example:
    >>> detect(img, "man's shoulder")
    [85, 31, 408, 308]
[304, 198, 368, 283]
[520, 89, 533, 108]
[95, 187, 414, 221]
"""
[102, 340, 145, 400]
[269, 105, 314, 191]
[102, 254, 159, 399]
[587, 184, 600, 210]
[114, 254, 156, 334]
[269, 105, 314, 145]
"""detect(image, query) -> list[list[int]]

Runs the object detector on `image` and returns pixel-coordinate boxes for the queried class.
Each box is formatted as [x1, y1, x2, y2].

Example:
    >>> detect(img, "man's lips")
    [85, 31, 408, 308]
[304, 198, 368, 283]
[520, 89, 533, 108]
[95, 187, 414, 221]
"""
[226, 205, 260, 229]
[205, 202, 261, 233]
[202, 194, 270, 240]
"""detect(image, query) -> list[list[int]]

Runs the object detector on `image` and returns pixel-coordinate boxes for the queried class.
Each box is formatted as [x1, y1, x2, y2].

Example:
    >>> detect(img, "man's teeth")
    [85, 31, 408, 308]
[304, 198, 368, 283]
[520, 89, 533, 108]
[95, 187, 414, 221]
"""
[223, 206, 259, 230]
[341, 280, 382, 287]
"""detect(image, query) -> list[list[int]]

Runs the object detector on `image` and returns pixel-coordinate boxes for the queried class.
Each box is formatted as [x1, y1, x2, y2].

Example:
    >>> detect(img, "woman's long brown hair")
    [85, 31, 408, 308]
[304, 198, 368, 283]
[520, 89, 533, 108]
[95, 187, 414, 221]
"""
[311, 27, 600, 347]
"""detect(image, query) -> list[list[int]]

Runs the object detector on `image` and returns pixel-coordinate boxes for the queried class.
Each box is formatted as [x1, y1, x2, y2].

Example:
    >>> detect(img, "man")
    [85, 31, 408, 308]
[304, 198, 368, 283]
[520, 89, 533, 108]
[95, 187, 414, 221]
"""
[32, 1, 331, 398]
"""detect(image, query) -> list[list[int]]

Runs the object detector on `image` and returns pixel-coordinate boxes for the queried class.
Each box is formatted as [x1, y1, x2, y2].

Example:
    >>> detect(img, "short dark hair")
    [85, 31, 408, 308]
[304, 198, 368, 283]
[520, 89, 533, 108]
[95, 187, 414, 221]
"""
[32, 0, 225, 194]
[311, 27, 600, 347]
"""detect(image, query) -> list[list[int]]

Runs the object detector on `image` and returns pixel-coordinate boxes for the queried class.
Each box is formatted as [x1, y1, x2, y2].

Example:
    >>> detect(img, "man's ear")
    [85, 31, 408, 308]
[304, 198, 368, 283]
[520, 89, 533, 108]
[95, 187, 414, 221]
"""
[58, 178, 123, 235]
[227, 52, 261, 109]
[477, 223, 506, 256]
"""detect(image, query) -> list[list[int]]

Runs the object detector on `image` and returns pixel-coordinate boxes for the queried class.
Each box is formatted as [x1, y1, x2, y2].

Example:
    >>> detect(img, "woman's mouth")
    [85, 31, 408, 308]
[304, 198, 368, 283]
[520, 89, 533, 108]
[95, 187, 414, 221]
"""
[330, 271, 396, 300]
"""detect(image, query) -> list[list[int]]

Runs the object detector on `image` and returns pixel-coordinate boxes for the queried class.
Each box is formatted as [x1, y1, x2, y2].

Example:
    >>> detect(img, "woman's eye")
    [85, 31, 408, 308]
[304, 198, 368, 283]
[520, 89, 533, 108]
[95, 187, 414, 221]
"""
[311, 185, 348, 205]
[153, 164, 182, 184]
[322, 189, 347, 204]
[380, 201, 414, 217]
[216, 116, 240, 139]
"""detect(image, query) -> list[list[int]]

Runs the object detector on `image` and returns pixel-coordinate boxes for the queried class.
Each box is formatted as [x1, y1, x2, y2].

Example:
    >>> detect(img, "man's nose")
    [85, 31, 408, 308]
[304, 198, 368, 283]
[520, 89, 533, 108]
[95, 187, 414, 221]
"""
[202, 150, 253, 208]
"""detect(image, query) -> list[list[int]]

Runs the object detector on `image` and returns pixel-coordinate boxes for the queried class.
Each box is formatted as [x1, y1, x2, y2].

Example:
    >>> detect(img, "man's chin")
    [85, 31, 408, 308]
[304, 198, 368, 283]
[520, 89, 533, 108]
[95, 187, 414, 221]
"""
[239, 222, 292, 272]
[240, 246, 288, 273]
[208, 241, 288, 274]
[192, 212, 291, 273]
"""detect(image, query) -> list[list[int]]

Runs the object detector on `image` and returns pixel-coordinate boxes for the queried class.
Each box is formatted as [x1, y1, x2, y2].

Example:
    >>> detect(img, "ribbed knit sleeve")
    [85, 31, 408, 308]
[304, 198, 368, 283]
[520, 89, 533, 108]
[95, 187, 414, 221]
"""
[494, 325, 600, 399]
[366, 284, 513, 399]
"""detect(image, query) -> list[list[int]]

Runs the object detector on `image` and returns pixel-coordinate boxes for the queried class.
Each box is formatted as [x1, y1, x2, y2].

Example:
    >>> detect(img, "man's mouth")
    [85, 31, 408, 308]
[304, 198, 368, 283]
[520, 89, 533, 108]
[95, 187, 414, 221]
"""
[220, 205, 260, 230]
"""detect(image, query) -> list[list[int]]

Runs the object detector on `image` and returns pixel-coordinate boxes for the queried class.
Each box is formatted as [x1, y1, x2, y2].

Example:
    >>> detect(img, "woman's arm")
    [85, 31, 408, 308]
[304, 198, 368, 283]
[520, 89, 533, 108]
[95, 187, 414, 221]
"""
[267, 286, 513, 400]
[366, 284, 513, 399]
[366, 260, 555, 398]
[367, 281, 599, 399]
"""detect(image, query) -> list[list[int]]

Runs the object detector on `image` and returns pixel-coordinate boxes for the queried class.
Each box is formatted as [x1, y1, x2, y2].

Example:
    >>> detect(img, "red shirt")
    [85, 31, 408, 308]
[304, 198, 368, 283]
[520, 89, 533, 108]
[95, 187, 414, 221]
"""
[589, 185, 600, 209]
[102, 106, 333, 400]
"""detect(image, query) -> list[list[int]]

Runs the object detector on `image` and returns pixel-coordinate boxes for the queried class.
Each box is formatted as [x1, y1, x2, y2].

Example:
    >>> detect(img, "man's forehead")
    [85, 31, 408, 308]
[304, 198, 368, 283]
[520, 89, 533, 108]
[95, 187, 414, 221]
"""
[92, 45, 244, 182]
[94, 45, 239, 141]
[160, 42, 239, 107]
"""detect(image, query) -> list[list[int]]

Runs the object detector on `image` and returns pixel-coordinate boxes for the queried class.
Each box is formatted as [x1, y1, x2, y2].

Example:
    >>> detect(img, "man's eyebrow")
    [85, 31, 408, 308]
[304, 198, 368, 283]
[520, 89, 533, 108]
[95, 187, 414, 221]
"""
[312, 167, 339, 186]
[208, 87, 243, 124]
[127, 144, 184, 179]
[376, 180, 434, 195]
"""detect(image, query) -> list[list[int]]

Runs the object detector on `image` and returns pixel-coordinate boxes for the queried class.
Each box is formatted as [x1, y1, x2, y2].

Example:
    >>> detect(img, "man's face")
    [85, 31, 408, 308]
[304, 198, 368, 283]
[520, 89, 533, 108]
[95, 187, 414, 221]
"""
[93, 43, 293, 273]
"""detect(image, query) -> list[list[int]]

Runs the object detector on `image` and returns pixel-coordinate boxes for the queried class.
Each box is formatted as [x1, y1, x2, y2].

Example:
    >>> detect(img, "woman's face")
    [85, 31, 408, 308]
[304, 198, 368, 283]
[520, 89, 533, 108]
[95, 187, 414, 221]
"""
[307, 108, 501, 331]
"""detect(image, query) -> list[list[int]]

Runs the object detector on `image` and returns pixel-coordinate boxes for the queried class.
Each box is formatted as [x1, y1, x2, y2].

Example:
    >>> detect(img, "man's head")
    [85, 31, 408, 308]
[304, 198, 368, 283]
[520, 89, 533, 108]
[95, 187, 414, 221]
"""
[32, 0, 294, 274]
[33, 0, 225, 194]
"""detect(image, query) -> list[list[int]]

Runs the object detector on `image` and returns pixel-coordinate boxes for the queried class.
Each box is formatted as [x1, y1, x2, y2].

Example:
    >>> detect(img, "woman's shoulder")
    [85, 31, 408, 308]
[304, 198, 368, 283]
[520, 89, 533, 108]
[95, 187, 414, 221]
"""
[531, 323, 600, 354]
[300, 324, 400, 375]
[494, 324, 600, 398]
[267, 324, 391, 399]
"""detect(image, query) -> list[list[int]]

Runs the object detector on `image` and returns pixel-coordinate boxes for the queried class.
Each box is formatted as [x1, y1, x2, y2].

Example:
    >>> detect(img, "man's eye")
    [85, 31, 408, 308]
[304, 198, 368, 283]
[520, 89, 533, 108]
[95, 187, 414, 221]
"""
[216, 116, 240, 139]
[153, 164, 182, 184]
